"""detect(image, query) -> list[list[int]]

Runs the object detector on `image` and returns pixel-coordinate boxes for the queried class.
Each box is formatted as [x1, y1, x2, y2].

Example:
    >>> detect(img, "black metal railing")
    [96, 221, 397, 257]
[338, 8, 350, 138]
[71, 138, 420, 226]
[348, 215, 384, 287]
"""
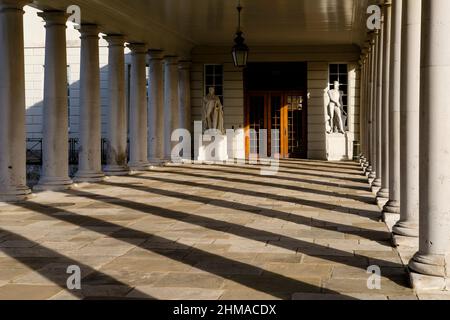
[26, 138, 43, 165]
[27, 138, 130, 165]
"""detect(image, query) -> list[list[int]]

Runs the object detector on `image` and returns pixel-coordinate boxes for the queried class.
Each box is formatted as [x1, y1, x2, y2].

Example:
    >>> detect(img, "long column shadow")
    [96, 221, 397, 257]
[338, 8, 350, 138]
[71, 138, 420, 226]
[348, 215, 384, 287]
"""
[14, 201, 356, 300]
[180, 165, 370, 191]
[276, 160, 362, 170]
[59, 186, 406, 286]
[127, 176, 381, 224]
[262, 160, 361, 175]
[0, 227, 153, 300]
[211, 162, 366, 178]
[159, 169, 375, 205]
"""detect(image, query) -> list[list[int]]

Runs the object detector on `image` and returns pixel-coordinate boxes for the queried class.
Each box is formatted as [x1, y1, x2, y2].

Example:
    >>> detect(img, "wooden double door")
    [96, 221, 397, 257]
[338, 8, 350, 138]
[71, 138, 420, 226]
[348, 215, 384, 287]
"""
[245, 91, 307, 159]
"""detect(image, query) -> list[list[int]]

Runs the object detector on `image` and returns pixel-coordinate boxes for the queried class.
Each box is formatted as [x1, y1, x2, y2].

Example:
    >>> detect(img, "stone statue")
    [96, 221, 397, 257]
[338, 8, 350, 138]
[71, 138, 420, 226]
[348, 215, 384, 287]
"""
[327, 81, 346, 134]
[203, 87, 224, 134]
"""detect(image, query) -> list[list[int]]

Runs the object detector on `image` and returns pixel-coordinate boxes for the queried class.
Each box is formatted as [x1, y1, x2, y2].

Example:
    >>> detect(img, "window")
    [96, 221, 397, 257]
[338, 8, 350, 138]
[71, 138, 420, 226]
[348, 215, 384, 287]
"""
[329, 64, 348, 129]
[204, 64, 224, 104]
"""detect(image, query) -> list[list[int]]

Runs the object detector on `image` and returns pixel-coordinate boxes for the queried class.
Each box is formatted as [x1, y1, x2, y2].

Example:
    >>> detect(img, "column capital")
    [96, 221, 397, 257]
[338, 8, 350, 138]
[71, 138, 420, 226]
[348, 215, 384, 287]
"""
[148, 49, 165, 61]
[38, 10, 69, 27]
[0, 0, 30, 11]
[178, 60, 192, 70]
[128, 43, 147, 54]
[381, 0, 392, 7]
[104, 34, 125, 47]
[80, 24, 99, 39]
[164, 56, 179, 65]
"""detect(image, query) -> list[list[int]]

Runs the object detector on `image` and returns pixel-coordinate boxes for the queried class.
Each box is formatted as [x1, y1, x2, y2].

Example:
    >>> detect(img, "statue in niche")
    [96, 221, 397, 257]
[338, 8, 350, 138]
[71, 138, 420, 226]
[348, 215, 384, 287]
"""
[327, 81, 346, 134]
[202, 87, 224, 134]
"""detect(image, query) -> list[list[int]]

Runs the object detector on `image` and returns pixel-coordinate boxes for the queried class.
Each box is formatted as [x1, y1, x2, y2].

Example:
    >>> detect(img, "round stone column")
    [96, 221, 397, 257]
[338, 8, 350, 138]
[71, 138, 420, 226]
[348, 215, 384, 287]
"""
[35, 11, 73, 191]
[393, 0, 421, 238]
[359, 57, 366, 166]
[372, 29, 384, 193]
[377, 1, 392, 202]
[366, 36, 376, 177]
[382, 0, 402, 219]
[148, 50, 165, 165]
[128, 43, 151, 171]
[103, 35, 129, 176]
[0, 0, 31, 201]
[178, 61, 192, 132]
[163, 56, 180, 162]
[74, 24, 105, 183]
[409, 0, 450, 288]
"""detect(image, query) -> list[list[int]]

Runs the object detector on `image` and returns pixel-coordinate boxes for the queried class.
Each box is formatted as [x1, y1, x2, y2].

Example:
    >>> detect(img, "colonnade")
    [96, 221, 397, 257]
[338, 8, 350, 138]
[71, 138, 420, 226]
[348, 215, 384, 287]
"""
[360, 0, 450, 289]
[0, 2, 191, 198]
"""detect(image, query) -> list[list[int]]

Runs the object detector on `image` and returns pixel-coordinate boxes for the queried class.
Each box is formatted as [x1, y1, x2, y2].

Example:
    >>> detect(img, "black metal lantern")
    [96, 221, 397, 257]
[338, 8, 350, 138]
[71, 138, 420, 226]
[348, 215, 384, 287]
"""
[232, 4, 249, 68]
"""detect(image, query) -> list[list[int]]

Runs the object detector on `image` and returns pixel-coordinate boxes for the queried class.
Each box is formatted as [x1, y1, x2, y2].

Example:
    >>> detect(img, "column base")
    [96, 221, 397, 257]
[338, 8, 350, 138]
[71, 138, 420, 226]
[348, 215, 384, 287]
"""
[74, 171, 105, 183]
[368, 171, 376, 180]
[409, 253, 450, 290]
[128, 162, 154, 172]
[376, 188, 389, 201]
[34, 176, 73, 191]
[409, 271, 449, 291]
[103, 165, 130, 176]
[393, 220, 419, 238]
[371, 178, 381, 194]
[0, 186, 32, 202]
[383, 199, 401, 214]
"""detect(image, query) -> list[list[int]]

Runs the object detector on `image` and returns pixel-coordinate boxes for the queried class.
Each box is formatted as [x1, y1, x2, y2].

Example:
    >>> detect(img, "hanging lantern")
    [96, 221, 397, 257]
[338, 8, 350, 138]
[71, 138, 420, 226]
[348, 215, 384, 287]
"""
[231, 3, 249, 68]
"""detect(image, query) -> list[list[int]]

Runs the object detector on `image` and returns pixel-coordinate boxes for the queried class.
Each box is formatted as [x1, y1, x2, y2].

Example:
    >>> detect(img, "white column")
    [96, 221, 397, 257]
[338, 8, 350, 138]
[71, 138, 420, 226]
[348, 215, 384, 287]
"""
[362, 47, 371, 170]
[128, 43, 151, 171]
[377, 1, 392, 202]
[0, 0, 31, 201]
[359, 57, 366, 165]
[148, 50, 165, 165]
[372, 28, 384, 192]
[103, 35, 129, 176]
[178, 61, 192, 132]
[74, 24, 105, 183]
[382, 0, 402, 219]
[35, 11, 73, 191]
[366, 36, 376, 176]
[163, 56, 180, 161]
[409, 0, 450, 287]
[393, 0, 421, 238]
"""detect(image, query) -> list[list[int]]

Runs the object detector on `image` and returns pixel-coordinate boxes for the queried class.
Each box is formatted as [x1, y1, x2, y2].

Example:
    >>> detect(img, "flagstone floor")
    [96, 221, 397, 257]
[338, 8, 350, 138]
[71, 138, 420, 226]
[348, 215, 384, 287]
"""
[0, 160, 446, 300]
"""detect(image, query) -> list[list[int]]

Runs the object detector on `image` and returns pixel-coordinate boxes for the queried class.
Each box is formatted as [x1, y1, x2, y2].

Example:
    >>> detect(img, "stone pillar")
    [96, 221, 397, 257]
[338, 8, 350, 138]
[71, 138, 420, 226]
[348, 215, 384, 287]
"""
[366, 36, 376, 176]
[178, 61, 192, 132]
[74, 24, 105, 183]
[163, 56, 180, 161]
[393, 0, 421, 238]
[382, 0, 402, 220]
[148, 50, 165, 165]
[128, 43, 151, 171]
[103, 35, 129, 176]
[409, 0, 450, 289]
[362, 48, 370, 169]
[372, 27, 384, 193]
[377, 1, 392, 202]
[35, 11, 73, 191]
[359, 57, 366, 165]
[0, 0, 31, 201]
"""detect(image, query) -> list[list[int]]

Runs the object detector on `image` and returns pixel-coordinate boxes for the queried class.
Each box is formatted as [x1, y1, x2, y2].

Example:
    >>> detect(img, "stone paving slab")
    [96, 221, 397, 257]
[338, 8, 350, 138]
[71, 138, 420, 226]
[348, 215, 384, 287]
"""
[0, 160, 436, 300]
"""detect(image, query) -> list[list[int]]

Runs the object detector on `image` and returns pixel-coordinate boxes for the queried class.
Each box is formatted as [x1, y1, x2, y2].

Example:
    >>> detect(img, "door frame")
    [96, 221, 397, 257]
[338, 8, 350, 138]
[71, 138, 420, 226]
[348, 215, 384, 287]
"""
[244, 90, 308, 159]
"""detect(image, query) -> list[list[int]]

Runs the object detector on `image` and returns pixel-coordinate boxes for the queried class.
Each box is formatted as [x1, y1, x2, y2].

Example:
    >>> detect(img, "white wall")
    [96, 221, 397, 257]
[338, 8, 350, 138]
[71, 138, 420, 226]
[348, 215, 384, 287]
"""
[191, 45, 361, 160]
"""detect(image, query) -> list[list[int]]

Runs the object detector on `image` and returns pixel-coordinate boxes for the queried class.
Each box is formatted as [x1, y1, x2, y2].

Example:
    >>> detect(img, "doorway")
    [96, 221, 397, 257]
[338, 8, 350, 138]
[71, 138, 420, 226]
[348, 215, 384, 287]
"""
[244, 62, 308, 159]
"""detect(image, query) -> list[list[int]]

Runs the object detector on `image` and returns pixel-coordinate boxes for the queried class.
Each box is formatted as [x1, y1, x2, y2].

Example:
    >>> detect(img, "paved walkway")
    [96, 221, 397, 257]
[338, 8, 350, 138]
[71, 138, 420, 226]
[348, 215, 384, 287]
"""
[0, 160, 432, 299]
